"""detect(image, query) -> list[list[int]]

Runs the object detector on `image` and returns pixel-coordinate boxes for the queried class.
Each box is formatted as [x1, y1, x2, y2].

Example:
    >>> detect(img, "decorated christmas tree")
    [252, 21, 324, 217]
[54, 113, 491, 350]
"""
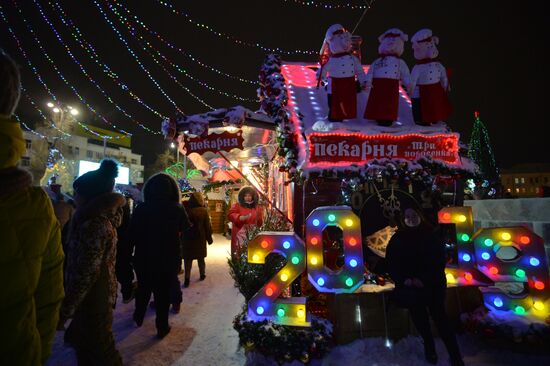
[468, 111, 499, 185]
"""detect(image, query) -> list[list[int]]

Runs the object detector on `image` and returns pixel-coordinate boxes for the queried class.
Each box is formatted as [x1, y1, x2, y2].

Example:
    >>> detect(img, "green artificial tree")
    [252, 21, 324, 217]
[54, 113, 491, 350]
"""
[468, 111, 499, 198]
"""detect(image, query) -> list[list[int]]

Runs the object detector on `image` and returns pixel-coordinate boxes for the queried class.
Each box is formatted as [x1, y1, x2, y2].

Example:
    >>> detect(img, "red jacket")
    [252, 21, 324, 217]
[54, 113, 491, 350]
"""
[228, 203, 263, 258]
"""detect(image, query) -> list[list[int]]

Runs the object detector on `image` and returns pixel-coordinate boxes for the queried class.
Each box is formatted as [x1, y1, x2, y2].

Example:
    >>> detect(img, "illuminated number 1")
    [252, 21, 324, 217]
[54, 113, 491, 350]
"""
[306, 206, 364, 293]
[247, 232, 309, 326]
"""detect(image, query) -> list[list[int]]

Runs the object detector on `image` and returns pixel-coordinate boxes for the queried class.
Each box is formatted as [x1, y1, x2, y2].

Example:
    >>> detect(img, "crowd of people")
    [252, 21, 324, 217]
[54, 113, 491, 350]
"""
[0, 51, 216, 365]
[1, 48, 463, 366]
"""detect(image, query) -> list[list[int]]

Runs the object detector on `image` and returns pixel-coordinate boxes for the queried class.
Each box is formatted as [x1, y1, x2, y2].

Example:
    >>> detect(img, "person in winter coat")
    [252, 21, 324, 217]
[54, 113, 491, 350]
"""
[116, 197, 136, 303]
[131, 173, 191, 338]
[58, 159, 125, 365]
[182, 192, 213, 288]
[386, 207, 463, 366]
[227, 186, 263, 259]
[0, 50, 64, 366]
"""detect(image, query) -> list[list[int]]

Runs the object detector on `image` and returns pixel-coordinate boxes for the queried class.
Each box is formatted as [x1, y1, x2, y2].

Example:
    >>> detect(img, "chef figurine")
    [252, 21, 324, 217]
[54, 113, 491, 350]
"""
[408, 29, 452, 125]
[318, 24, 367, 121]
[364, 28, 410, 126]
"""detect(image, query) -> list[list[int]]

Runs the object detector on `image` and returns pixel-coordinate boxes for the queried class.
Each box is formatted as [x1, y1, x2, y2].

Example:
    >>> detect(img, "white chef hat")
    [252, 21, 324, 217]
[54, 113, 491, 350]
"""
[320, 24, 349, 55]
[411, 28, 439, 45]
[378, 28, 408, 43]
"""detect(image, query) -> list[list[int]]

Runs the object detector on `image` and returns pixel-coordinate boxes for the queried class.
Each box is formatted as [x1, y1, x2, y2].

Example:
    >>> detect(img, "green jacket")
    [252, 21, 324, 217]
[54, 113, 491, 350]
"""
[0, 116, 64, 365]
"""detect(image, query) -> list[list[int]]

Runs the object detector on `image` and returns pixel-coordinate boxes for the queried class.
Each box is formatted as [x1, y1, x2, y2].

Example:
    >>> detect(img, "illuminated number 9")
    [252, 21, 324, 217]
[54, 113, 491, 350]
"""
[247, 232, 309, 326]
[306, 206, 364, 293]
[472, 226, 549, 318]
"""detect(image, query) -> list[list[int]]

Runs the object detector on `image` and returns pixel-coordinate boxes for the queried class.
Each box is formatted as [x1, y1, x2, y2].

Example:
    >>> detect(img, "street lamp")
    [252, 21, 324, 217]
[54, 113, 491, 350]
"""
[46, 101, 80, 132]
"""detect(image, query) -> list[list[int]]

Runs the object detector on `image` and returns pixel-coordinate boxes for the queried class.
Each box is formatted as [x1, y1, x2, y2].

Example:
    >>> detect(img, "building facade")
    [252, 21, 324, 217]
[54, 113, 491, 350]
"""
[500, 164, 550, 198]
[21, 123, 144, 188]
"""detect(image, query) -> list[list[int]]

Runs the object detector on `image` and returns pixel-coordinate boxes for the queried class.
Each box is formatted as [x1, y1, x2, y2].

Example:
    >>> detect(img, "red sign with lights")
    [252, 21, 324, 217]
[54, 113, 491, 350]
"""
[307, 132, 460, 165]
[184, 130, 244, 155]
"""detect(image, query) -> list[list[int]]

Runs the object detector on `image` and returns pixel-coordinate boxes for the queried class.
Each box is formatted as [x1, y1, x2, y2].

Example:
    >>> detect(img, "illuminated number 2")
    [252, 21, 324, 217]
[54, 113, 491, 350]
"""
[247, 232, 310, 326]
[306, 206, 364, 293]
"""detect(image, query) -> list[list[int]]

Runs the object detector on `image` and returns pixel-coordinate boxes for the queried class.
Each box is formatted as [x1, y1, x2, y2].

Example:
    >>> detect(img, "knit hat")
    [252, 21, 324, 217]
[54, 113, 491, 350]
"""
[0, 49, 21, 117]
[73, 159, 118, 199]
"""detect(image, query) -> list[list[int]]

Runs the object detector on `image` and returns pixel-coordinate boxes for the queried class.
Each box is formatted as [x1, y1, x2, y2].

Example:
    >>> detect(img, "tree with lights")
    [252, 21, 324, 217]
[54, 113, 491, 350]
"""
[467, 111, 499, 198]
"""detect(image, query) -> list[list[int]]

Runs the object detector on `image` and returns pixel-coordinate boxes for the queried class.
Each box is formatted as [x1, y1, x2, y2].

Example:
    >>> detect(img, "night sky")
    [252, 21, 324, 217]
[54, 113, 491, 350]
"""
[2, 0, 548, 168]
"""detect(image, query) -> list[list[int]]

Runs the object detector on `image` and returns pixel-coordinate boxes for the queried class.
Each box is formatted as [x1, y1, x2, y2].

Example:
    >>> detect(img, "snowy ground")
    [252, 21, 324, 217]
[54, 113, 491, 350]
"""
[46, 234, 246, 366]
[46, 234, 550, 366]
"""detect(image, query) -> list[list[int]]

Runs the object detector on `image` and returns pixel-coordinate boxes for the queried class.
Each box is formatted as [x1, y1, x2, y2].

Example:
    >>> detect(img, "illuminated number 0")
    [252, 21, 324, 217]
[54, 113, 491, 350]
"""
[306, 206, 364, 293]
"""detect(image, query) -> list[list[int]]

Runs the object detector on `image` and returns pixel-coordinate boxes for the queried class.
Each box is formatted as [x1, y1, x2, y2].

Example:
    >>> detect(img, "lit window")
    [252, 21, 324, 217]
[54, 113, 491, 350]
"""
[536, 187, 540, 193]
[515, 178, 519, 184]
[521, 177, 525, 183]
[506, 188, 511, 192]
[516, 188, 520, 193]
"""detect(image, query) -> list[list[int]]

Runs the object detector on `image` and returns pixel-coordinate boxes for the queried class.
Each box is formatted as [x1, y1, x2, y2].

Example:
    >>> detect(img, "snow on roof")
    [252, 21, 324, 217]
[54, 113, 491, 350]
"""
[280, 61, 475, 176]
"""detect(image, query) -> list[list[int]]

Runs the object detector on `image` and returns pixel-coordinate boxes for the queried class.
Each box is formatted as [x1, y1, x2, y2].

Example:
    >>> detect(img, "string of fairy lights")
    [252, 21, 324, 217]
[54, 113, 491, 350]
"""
[2, 0, 370, 138]
[1, 3, 132, 138]
[282, 0, 368, 10]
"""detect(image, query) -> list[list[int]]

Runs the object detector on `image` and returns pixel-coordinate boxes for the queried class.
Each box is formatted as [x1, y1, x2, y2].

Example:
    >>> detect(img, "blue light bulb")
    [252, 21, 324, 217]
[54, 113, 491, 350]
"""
[283, 241, 291, 249]
[317, 277, 325, 286]
[530, 257, 540, 266]
[312, 219, 320, 227]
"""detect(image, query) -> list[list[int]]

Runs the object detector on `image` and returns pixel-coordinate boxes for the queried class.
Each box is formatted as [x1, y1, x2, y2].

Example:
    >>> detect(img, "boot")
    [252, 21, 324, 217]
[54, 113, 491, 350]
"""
[133, 313, 143, 327]
[423, 341, 438, 364]
[171, 303, 181, 314]
[200, 274, 206, 281]
[157, 326, 171, 339]
[183, 278, 190, 288]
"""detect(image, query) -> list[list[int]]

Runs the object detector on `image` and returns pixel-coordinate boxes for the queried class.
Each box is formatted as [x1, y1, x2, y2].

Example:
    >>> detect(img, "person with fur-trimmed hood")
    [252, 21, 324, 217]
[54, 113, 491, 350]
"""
[58, 159, 125, 365]
[227, 186, 263, 259]
[0, 50, 64, 366]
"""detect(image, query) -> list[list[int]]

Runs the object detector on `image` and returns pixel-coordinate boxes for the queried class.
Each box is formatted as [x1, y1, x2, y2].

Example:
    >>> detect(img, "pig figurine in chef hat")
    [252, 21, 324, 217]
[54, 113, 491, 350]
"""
[318, 24, 366, 122]
[408, 29, 451, 125]
[363, 28, 410, 126]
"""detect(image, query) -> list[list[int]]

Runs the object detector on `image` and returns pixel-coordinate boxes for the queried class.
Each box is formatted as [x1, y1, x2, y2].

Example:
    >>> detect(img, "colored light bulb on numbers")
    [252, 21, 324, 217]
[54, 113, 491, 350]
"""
[519, 236, 531, 244]
[534, 301, 545, 311]
[261, 240, 268, 249]
[501, 232, 511, 241]
[464, 272, 473, 282]
[291, 256, 300, 264]
[345, 277, 353, 287]
[310, 237, 318, 245]
[317, 277, 325, 286]
[349, 259, 358, 268]
[256, 306, 264, 315]
[489, 266, 499, 275]
[530, 257, 540, 266]
[515, 269, 526, 278]
[457, 214, 467, 222]
[493, 297, 503, 307]
[283, 241, 291, 249]
[277, 308, 285, 317]
[534, 281, 545, 290]
[280, 273, 288, 282]
[461, 234, 470, 242]
[312, 219, 320, 227]
[265, 287, 273, 296]
[349, 238, 357, 246]
[462, 254, 471, 262]
[310, 257, 318, 265]
[514, 306, 526, 315]
[328, 214, 336, 222]
[252, 254, 259, 262]
[442, 212, 451, 221]
[446, 273, 455, 283]
[484, 238, 494, 247]
[345, 219, 353, 227]
[297, 309, 305, 318]
[481, 252, 491, 260]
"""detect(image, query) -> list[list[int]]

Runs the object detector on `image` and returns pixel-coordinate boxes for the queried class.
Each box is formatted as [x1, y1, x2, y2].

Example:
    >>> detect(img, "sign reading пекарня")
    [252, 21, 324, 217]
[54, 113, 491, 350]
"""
[307, 132, 460, 166]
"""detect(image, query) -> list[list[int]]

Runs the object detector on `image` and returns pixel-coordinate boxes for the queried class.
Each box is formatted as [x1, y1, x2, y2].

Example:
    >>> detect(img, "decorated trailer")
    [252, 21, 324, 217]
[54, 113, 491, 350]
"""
[164, 26, 549, 364]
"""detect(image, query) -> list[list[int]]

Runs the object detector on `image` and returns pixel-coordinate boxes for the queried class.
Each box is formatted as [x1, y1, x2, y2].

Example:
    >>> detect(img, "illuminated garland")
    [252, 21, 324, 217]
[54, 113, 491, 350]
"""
[43, 0, 166, 133]
[105, 2, 257, 103]
[108, 0, 258, 86]
[91, 0, 185, 114]
[25, 0, 159, 136]
[151, 0, 317, 55]
[282, 0, 369, 10]
[0, 4, 132, 137]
